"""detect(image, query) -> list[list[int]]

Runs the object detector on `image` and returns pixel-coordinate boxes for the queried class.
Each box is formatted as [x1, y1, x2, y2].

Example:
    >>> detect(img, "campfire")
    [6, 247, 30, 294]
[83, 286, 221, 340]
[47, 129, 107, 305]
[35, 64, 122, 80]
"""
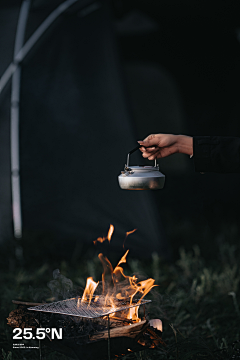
[7, 225, 165, 359]
[77, 226, 156, 323]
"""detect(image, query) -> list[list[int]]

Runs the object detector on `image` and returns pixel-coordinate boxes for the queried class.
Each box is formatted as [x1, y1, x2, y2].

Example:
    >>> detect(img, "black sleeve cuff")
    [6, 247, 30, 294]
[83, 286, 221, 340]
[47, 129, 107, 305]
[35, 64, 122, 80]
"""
[193, 136, 216, 172]
[193, 136, 240, 173]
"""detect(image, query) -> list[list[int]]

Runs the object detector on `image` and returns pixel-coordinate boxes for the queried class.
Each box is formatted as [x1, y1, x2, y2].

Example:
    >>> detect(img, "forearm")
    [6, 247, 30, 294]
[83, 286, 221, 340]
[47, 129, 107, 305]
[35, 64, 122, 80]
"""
[139, 133, 240, 173]
[176, 135, 193, 156]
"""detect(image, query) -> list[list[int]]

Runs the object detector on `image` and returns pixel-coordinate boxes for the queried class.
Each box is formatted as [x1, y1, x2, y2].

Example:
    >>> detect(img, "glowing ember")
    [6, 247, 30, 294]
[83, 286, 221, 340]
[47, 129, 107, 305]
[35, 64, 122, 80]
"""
[80, 226, 157, 322]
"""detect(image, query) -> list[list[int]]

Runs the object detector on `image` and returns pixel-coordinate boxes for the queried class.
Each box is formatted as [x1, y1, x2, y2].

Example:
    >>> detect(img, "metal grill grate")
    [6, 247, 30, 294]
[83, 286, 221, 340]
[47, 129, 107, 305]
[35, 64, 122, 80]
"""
[28, 296, 151, 319]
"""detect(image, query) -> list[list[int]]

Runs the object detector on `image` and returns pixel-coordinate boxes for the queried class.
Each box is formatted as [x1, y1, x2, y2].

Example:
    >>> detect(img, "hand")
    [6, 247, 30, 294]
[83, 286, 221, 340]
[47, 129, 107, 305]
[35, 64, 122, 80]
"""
[138, 134, 193, 160]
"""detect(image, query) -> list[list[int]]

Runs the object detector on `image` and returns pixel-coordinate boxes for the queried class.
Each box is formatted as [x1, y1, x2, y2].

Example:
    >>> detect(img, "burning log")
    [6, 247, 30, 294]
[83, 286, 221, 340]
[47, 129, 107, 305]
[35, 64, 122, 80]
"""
[8, 301, 165, 360]
[90, 320, 147, 341]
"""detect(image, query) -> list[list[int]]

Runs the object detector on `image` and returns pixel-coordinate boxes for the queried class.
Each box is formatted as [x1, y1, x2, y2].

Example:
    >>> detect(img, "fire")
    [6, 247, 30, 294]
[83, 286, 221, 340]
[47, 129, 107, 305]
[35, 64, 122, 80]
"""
[78, 277, 98, 307]
[80, 226, 157, 322]
[93, 224, 114, 245]
[98, 253, 113, 295]
[107, 224, 114, 242]
[123, 228, 137, 248]
[117, 250, 129, 266]
[126, 229, 137, 237]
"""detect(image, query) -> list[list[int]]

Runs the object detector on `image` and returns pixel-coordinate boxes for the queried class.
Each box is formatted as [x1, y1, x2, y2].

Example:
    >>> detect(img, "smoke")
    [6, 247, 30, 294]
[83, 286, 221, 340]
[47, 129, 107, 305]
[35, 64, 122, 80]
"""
[47, 269, 73, 300]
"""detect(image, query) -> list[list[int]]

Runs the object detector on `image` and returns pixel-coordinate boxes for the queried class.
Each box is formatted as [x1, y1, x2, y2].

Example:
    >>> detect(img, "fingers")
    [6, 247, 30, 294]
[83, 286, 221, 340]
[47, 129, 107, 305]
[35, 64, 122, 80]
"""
[139, 146, 156, 152]
[141, 146, 176, 160]
[139, 135, 159, 160]
[141, 147, 159, 159]
[147, 152, 159, 160]
[138, 134, 160, 148]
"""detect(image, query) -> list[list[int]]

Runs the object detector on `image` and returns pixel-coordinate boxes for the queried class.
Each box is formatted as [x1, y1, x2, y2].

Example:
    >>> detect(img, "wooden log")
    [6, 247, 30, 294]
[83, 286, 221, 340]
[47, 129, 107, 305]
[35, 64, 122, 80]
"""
[8, 301, 165, 360]
[108, 315, 133, 324]
[90, 320, 148, 341]
[12, 300, 46, 306]
[7, 306, 37, 329]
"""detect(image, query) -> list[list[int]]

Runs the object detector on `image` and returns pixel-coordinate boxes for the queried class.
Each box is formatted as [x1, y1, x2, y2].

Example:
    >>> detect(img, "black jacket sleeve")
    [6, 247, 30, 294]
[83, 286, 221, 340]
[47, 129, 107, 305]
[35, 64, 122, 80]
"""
[193, 136, 240, 173]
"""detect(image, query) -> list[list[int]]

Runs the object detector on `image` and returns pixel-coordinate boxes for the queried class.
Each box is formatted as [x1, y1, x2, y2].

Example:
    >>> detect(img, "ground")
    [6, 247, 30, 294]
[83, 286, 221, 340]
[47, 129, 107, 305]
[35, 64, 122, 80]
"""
[1, 208, 240, 360]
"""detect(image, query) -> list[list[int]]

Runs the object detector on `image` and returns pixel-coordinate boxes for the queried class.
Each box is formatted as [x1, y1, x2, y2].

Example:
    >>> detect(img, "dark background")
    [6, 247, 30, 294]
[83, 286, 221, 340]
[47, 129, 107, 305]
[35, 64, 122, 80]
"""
[1, 3, 240, 358]
[114, 0, 240, 259]
[1, 0, 240, 265]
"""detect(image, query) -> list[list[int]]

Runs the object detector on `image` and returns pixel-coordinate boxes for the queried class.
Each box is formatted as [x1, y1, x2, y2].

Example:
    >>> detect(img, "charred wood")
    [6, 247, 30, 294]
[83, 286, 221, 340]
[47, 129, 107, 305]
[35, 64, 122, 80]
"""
[89, 320, 147, 341]
[7, 301, 165, 360]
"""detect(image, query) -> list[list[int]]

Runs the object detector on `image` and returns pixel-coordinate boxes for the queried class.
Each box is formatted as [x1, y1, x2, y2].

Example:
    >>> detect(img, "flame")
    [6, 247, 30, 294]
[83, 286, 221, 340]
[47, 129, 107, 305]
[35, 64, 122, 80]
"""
[78, 277, 99, 307]
[126, 229, 137, 237]
[80, 227, 156, 322]
[123, 228, 137, 248]
[93, 237, 105, 245]
[117, 249, 129, 266]
[107, 224, 114, 243]
[98, 253, 113, 294]
[93, 224, 114, 245]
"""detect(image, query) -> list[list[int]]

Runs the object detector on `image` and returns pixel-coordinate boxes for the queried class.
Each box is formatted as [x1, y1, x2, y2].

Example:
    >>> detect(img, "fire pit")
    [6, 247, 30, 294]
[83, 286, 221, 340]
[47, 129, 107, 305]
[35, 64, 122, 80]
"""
[27, 296, 153, 359]
[7, 225, 165, 359]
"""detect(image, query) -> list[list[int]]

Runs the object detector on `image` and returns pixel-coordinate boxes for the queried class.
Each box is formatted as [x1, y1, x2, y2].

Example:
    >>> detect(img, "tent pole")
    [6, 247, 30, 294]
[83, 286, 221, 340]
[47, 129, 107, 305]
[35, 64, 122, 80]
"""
[11, 0, 31, 238]
[0, 0, 78, 95]
[7, 0, 79, 238]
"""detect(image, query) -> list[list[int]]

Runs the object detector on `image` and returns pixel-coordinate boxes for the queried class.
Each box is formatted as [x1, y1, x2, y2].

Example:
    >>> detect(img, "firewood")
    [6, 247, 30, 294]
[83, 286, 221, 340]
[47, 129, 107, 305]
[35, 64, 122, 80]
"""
[7, 306, 36, 329]
[12, 300, 46, 306]
[7, 304, 165, 360]
[107, 315, 133, 324]
[146, 327, 166, 347]
[90, 320, 148, 341]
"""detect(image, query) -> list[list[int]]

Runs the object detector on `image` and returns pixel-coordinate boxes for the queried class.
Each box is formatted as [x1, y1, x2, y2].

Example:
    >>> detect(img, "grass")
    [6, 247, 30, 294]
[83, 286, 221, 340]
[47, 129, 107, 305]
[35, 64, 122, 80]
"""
[0, 216, 240, 359]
